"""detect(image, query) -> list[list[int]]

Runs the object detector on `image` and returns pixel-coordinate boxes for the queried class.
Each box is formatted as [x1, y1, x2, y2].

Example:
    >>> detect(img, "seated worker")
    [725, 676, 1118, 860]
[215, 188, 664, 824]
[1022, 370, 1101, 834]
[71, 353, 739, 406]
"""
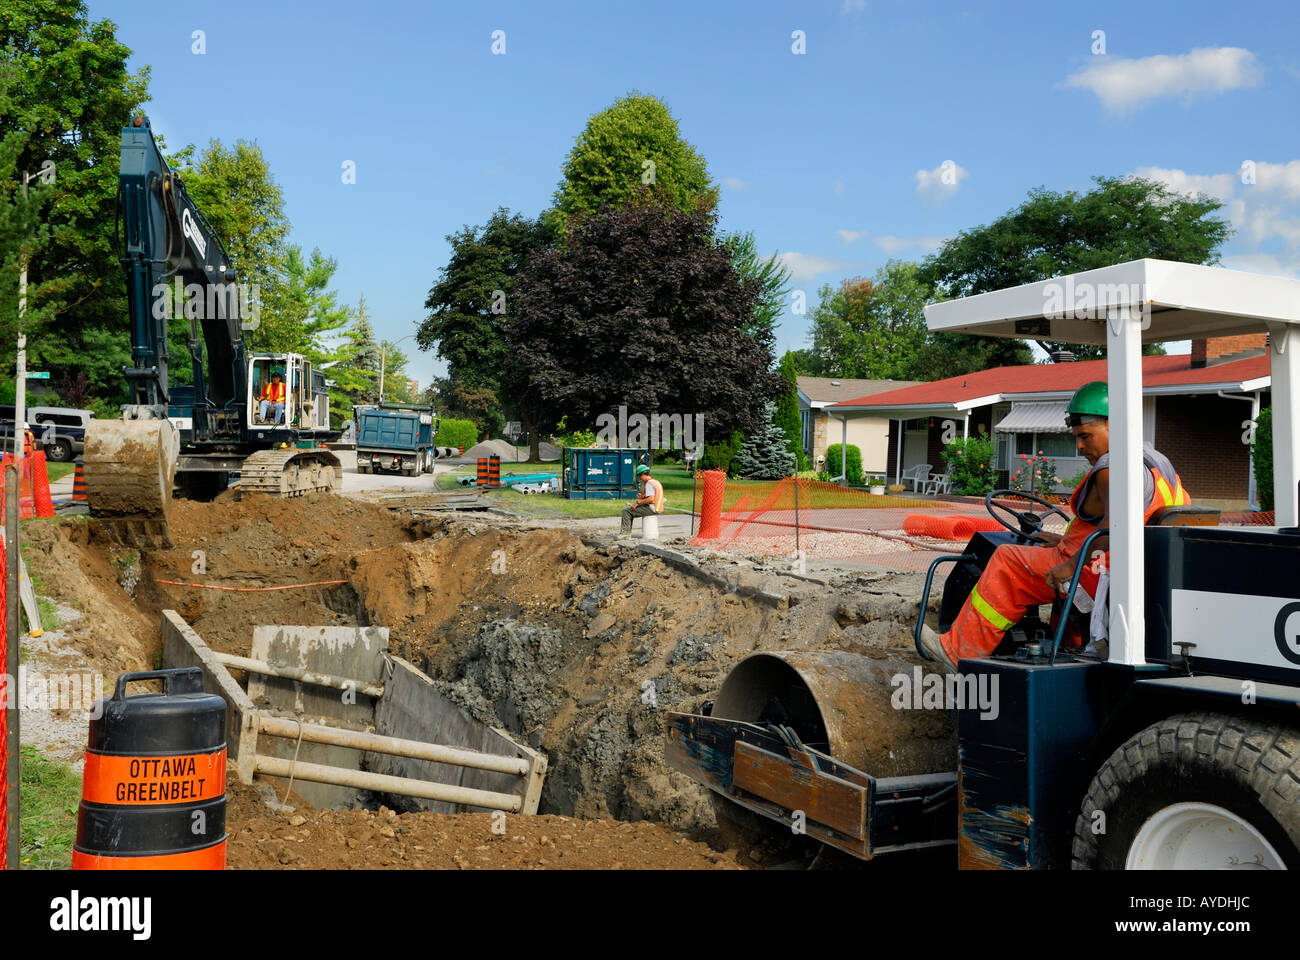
[258, 371, 287, 424]
[621, 464, 664, 535]
[918, 381, 1190, 673]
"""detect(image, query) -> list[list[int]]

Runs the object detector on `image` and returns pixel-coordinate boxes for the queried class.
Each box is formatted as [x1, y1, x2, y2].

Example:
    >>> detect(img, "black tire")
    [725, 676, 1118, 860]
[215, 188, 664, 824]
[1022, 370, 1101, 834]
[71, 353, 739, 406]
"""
[1073, 712, 1300, 869]
[46, 438, 73, 462]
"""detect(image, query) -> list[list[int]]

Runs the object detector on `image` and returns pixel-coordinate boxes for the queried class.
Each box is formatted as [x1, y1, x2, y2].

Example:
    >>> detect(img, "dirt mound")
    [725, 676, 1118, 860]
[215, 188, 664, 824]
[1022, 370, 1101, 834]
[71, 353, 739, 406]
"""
[538, 442, 560, 461]
[462, 439, 519, 461]
[224, 780, 740, 869]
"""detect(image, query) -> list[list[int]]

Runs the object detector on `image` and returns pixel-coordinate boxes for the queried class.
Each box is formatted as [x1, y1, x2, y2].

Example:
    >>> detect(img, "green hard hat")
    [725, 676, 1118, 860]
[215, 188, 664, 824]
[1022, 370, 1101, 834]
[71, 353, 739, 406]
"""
[1066, 381, 1108, 424]
[635, 465, 650, 475]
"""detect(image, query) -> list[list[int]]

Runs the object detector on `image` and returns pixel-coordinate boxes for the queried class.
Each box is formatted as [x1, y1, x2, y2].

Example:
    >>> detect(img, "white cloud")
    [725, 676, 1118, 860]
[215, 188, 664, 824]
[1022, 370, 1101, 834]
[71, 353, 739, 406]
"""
[1253, 160, 1300, 201]
[874, 234, 948, 253]
[1065, 46, 1262, 114]
[776, 252, 856, 283]
[1128, 161, 1300, 278]
[914, 161, 968, 204]
[1132, 165, 1237, 202]
[721, 176, 747, 191]
[836, 229, 868, 244]
[1220, 252, 1300, 278]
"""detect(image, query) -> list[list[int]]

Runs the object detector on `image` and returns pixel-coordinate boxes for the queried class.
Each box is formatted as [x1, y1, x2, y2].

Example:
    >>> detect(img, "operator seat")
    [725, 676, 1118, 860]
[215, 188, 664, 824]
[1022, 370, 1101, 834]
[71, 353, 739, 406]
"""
[1148, 504, 1221, 527]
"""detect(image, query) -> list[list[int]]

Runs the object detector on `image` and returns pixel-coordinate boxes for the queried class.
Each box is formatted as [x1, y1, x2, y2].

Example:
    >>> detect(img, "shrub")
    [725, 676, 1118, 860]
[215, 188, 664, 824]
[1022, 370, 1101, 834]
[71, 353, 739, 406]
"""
[941, 430, 997, 496]
[1009, 452, 1063, 493]
[433, 418, 478, 449]
[1253, 406, 1273, 511]
[699, 430, 744, 475]
[825, 443, 863, 486]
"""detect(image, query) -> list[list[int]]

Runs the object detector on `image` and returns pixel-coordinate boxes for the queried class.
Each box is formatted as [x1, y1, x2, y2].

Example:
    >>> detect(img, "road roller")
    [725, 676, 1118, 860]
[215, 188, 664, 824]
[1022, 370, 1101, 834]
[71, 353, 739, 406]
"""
[667, 259, 1300, 869]
[84, 115, 341, 549]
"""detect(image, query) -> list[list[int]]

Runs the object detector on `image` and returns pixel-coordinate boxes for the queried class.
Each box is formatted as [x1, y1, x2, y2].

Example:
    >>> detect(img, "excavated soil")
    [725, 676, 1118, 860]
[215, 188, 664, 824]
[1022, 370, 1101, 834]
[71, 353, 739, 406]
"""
[224, 780, 740, 870]
[23, 490, 946, 867]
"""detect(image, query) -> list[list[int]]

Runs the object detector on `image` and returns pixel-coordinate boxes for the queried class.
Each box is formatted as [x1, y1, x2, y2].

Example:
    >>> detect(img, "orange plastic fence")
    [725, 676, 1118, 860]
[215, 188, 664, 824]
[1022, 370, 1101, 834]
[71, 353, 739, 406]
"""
[0, 528, 5, 869]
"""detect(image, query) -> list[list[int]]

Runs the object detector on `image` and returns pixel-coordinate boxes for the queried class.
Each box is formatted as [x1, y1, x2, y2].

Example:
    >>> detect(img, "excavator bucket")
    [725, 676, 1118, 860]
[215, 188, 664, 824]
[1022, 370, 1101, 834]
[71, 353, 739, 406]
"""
[83, 418, 179, 550]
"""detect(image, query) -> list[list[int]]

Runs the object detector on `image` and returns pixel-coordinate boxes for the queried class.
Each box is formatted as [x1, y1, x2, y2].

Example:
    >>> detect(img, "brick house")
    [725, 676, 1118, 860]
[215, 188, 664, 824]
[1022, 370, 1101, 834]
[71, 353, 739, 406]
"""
[796, 376, 922, 474]
[828, 336, 1270, 508]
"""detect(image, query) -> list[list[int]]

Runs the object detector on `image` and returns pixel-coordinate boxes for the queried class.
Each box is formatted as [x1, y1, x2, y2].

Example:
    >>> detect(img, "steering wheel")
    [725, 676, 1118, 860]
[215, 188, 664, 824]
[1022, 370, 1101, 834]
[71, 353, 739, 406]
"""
[984, 489, 1070, 544]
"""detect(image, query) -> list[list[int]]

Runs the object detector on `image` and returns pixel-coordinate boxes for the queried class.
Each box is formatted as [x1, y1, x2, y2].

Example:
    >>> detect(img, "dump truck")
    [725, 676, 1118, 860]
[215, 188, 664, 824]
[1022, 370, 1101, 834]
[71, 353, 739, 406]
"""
[667, 259, 1300, 870]
[354, 402, 438, 476]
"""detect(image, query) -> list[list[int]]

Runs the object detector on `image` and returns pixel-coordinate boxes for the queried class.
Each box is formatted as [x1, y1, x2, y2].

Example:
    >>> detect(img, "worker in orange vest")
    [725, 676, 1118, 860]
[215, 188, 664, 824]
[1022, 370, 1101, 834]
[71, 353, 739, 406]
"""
[258, 371, 287, 424]
[918, 381, 1191, 673]
[621, 464, 664, 535]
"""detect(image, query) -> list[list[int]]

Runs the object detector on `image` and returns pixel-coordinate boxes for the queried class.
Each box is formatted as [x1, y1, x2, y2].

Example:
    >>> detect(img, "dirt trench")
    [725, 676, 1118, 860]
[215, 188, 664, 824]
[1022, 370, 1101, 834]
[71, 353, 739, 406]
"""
[23, 492, 939, 841]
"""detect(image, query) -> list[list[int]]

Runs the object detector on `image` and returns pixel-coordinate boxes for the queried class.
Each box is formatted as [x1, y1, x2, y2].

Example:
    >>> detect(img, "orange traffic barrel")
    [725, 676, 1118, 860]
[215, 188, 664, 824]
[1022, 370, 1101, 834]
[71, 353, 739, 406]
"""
[73, 668, 227, 870]
[488, 455, 501, 487]
[72, 460, 87, 501]
[477, 457, 490, 486]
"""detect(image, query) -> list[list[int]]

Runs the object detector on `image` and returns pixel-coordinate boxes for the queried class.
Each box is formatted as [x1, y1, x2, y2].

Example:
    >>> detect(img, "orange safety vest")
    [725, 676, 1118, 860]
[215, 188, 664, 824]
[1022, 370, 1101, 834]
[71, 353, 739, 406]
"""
[1063, 455, 1191, 566]
[261, 380, 285, 403]
[643, 476, 664, 513]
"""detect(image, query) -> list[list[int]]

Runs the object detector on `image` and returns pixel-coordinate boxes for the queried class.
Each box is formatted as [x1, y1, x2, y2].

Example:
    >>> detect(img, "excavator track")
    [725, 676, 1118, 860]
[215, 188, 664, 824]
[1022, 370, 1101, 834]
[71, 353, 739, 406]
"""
[238, 448, 343, 497]
[83, 419, 181, 550]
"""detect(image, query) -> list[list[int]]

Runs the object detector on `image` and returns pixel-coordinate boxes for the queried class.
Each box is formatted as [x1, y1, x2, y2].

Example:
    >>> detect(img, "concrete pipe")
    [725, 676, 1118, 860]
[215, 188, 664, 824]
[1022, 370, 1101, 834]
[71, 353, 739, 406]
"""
[712, 650, 956, 780]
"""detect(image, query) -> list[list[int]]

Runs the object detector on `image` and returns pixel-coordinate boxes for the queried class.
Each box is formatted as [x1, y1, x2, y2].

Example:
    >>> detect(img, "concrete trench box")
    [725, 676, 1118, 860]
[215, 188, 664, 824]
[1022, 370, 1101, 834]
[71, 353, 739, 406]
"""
[162, 610, 546, 814]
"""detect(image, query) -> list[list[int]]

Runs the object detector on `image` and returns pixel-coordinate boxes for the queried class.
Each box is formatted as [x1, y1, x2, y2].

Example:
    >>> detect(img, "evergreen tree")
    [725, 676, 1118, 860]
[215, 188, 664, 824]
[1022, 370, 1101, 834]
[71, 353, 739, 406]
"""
[731, 402, 796, 479]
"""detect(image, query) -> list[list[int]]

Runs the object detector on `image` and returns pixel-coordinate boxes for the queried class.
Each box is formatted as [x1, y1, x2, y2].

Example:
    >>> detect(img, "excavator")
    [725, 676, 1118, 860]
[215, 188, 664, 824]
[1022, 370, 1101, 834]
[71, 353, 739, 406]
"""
[83, 115, 341, 548]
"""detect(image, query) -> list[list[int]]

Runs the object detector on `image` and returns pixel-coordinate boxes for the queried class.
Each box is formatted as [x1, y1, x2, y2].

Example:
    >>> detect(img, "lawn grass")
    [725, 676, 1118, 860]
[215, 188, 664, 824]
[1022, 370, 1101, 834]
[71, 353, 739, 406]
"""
[19, 744, 81, 869]
[46, 462, 75, 484]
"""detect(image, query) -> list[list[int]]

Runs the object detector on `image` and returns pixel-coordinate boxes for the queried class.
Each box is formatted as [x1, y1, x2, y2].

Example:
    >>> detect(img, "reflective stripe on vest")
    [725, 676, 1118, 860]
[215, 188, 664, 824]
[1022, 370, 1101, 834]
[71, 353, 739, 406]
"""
[969, 584, 1015, 632]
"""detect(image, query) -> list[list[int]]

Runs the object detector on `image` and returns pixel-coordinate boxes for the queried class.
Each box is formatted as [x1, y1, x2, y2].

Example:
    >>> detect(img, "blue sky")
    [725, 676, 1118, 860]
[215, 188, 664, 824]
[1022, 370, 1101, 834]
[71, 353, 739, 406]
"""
[94, 0, 1300, 388]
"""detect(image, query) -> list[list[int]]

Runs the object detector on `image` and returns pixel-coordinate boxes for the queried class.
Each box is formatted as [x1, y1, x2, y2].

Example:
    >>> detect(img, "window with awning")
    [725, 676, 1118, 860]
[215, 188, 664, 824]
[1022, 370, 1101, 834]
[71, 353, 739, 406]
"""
[994, 401, 1070, 434]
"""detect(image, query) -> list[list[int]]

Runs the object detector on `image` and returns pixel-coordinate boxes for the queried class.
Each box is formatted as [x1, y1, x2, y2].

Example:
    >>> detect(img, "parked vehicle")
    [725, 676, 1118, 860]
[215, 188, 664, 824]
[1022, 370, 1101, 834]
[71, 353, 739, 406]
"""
[355, 402, 439, 477]
[29, 406, 93, 462]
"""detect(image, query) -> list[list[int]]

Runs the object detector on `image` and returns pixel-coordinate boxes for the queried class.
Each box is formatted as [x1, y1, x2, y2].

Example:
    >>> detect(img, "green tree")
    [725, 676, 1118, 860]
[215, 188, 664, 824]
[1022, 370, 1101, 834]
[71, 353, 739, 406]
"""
[0, 69, 59, 375]
[328, 295, 381, 418]
[774, 350, 806, 470]
[920, 176, 1230, 361]
[256, 245, 349, 356]
[378, 341, 416, 403]
[807, 262, 932, 380]
[726, 230, 790, 338]
[418, 208, 551, 437]
[174, 138, 289, 308]
[1252, 405, 1273, 512]
[0, 1, 150, 399]
[509, 192, 781, 460]
[552, 93, 715, 232]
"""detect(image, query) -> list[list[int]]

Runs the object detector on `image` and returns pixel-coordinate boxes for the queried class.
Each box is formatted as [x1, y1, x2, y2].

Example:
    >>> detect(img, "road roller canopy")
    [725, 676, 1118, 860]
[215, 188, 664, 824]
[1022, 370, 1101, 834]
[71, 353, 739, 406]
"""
[922, 258, 1300, 344]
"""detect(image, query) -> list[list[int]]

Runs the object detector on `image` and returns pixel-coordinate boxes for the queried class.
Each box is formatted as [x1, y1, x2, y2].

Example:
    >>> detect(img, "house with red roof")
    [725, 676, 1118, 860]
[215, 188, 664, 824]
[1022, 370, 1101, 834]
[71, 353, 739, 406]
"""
[827, 335, 1270, 508]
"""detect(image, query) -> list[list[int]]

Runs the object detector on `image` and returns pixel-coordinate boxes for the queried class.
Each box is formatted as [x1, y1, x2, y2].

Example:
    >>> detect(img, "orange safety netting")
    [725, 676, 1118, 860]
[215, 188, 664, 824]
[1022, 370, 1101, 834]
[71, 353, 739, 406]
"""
[0, 527, 5, 869]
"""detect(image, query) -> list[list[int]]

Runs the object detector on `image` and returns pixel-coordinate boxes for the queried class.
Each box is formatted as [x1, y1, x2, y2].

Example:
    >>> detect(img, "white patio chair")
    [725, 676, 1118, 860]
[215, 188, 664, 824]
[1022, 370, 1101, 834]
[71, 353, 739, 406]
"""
[901, 463, 932, 492]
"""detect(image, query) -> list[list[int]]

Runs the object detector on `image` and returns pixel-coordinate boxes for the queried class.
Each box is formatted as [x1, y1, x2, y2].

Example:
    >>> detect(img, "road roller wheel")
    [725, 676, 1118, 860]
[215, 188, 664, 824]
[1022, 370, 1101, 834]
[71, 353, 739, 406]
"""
[708, 792, 816, 866]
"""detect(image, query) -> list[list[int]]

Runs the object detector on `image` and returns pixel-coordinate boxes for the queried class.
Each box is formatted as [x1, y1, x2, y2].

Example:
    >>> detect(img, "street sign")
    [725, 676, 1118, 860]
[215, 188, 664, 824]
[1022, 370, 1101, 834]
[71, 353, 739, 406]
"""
[27, 372, 50, 380]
